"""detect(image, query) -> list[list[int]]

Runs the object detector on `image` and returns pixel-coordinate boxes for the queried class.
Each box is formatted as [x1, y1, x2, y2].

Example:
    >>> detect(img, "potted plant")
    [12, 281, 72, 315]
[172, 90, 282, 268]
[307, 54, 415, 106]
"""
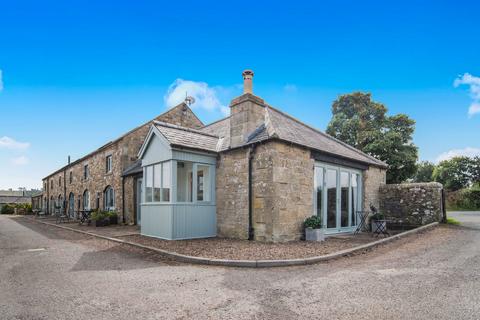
[304, 215, 325, 242]
[107, 211, 118, 225]
[91, 211, 109, 227]
[370, 212, 387, 233]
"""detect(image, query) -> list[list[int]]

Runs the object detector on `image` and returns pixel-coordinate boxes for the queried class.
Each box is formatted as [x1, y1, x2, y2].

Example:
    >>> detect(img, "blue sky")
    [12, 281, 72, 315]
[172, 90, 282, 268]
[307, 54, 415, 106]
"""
[1, 0, 479, 189]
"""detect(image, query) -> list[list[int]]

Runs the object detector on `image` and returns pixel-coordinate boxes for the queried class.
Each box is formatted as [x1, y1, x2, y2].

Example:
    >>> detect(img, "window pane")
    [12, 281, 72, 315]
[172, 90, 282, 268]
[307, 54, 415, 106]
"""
[340, 171, 349, 227]
[197, 165, 210, 202]
[176, 162, 193, 202]
[315, 167, 324, 219]
[351, 173, 359, 226]
[145, 166, 153, 202]
[162, 162, 171, 202]
[153, 164, 161, 202]
[326, 169, 337, 228]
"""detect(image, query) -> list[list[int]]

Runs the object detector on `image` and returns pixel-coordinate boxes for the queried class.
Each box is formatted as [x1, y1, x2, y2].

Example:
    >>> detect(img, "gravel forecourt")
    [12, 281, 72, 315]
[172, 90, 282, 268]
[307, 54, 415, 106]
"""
[1, 214, 480, 319]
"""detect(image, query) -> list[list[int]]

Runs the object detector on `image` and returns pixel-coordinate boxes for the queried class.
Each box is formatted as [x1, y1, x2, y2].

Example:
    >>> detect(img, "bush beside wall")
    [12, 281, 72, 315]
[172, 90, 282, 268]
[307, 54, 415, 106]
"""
[447, 187, 480, 210]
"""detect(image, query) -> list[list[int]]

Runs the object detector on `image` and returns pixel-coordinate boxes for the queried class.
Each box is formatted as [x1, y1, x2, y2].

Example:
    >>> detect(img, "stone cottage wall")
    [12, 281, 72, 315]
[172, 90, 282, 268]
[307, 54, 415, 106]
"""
[379, 182, 444, 225]
[253, 141, 314, 242]
[363, 166, 386, 211]
[216, 148, 250, 239]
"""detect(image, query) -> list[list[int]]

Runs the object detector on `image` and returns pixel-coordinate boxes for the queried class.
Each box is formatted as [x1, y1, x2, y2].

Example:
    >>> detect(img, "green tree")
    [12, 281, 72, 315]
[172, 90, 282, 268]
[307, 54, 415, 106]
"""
[413, 161, 435, 182]
[326, 92, 418, 183]
[432, 157, 472, 191]
[471, 156, 480, 185]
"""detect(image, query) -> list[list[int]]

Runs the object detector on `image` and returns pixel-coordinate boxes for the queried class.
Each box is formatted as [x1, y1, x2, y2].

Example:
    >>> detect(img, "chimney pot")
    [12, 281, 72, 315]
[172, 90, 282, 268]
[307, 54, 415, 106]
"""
[242, 69, 254, 94]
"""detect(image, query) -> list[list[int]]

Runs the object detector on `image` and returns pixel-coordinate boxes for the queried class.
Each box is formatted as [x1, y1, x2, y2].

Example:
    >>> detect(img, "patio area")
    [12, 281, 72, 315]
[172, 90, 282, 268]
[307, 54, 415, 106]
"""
[31, 215, 140, 238]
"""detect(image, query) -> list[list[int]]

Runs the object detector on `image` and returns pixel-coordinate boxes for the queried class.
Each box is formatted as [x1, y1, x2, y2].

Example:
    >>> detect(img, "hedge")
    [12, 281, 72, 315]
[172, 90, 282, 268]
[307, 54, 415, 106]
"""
[447, 187, 480, 210]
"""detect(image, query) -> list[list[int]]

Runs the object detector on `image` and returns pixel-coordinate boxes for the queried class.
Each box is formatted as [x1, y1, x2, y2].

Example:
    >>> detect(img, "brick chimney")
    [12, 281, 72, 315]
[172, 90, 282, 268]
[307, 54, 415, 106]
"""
[229, 70, 265, 148]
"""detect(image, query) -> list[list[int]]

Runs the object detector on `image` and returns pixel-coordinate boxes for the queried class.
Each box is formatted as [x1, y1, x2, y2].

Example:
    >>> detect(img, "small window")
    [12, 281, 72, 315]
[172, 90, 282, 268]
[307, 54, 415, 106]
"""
[106, 155, 112, 173]
[84, 164, 89, 180]
[104, 186, 115, 210]
[69, 171, 73, 184]
[59, 176, 62, 187]
[196, 165, 211, 202]
[50, 180, 53, 190]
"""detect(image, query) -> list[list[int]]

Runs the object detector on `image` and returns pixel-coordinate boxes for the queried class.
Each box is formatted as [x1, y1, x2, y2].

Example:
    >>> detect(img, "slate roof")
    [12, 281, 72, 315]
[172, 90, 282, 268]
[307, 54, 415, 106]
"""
[150, 98, 387, 168]
[198, 104, 386, 168]
[264, 106, 387, 167]
[0, 196, 32, 204]
[122, 160, 143, 177]
[153, 121, 220, 153]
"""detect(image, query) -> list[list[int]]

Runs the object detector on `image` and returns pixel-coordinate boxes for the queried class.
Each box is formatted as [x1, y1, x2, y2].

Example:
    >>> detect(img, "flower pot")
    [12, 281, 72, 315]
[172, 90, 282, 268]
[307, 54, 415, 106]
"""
[371, 220, 387, 233]
[109, 215, 118, 225]
[95, 218, 109, 227]
[305, 228, 325, 242]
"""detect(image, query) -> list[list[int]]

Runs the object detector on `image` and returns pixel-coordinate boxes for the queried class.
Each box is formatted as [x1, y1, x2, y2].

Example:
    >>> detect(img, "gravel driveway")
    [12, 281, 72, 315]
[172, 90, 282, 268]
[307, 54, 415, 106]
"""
[1, 215, 480, 319]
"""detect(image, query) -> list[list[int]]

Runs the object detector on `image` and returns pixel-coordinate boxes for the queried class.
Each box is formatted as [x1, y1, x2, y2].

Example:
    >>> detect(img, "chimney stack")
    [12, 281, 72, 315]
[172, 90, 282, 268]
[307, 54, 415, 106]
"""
[229, 69, 265, 148]
[242, 70, 254, 94]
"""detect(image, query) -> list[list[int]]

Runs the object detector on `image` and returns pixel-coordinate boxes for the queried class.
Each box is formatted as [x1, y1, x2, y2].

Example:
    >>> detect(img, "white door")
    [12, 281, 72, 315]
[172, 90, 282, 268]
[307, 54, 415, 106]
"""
[315, 164, 362, 234]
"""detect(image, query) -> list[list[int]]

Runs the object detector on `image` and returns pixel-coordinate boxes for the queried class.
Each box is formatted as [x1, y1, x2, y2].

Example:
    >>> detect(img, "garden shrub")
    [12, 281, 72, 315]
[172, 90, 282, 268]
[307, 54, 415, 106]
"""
[1, 205, 14, 214]
[447, 186, 480, 210]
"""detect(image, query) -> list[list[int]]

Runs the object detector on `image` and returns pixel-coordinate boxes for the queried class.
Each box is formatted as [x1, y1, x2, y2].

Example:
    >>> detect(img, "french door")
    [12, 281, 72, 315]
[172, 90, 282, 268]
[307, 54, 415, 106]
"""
[314, 163, 362, 234]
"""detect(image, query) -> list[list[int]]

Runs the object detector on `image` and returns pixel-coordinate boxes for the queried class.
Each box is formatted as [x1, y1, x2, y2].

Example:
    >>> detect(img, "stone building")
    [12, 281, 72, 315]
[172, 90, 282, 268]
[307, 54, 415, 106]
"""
[41, 103, 203, 224]
[136, 70, 388, 241]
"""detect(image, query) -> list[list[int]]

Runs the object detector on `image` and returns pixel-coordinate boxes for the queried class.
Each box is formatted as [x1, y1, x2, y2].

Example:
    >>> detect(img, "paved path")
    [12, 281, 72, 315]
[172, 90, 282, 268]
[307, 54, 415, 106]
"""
[448, 211, 480, 229]
[1, 215, 480, 319]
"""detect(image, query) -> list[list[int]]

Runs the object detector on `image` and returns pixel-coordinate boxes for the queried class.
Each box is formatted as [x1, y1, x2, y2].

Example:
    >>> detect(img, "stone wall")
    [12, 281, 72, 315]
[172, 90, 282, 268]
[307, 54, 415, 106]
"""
[42, 103, 202, 224]
[252, 141, 314, 242]
[379, 182, 444, 225]
[363, 166, 386, 211]
[216, 148, 250, 239]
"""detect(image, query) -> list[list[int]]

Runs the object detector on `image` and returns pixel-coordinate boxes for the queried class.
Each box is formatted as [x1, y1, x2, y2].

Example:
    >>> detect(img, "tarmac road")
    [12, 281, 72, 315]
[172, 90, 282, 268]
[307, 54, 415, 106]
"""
[1, 215, 479, 320]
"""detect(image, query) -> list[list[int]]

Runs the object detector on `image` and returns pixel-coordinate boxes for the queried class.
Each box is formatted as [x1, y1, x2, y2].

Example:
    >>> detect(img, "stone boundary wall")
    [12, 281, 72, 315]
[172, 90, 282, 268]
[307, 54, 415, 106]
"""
[379, 182, 444, 226]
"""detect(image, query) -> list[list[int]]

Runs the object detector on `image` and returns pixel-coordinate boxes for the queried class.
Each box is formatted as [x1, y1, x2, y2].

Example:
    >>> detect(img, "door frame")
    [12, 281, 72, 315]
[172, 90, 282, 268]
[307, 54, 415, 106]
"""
[135, 177, 143, 225]
[314, 161, 363, 235]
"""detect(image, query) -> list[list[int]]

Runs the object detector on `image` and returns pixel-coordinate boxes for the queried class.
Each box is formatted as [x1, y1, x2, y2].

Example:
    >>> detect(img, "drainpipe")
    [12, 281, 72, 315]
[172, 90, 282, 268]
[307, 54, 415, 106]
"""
[63, 156, 69, 214]
[122, 176, 126, 224]
[248, 144, 257, 240]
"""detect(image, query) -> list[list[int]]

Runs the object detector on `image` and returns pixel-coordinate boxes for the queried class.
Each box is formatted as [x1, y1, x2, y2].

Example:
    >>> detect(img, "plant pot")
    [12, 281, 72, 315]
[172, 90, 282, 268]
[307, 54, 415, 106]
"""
[371, 220, 387, 233]
[95, 218, 109, 227]
[109, 215, 118, 225]
[305, 228, 325, 242]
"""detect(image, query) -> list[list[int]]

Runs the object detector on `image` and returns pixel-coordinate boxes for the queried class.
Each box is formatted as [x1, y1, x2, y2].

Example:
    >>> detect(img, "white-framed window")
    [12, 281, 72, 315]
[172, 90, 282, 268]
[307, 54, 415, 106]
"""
[83, 190, 90, 210]
[104, 186, 115, 210]
[106, 155, 112, 173]
[176, 161, 212, 203]
[313, 163, 362, 231]
[144, 161, 171, 203]
[196, 165, 211, 202]
[176, 161, 193, 202]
